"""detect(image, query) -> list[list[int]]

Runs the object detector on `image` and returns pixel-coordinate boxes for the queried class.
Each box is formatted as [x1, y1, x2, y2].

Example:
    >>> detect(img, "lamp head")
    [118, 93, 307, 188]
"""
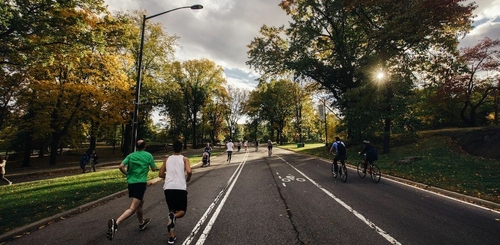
[191, 4, 203, 10]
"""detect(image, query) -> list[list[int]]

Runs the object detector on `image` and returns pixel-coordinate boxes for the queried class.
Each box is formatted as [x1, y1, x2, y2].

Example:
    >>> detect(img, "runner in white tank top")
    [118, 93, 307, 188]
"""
[159, 140, 192, 244]
[163, 155, 188, 190]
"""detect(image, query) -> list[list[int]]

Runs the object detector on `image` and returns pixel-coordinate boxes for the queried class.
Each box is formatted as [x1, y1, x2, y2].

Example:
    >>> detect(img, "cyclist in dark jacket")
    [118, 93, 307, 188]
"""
[359, 140, 378, 173]
[329, 137, 347, 177]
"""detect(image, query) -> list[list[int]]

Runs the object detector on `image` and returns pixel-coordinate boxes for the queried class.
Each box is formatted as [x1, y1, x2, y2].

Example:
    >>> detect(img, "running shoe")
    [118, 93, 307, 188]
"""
[139, 218, 150, 230]
[107, 218, 117, 240]
[168, 236, 177, 244]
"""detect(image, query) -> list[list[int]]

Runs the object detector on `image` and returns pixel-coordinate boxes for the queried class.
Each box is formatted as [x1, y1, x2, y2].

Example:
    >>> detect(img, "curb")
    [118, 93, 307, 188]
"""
[383, 174, 500, 211]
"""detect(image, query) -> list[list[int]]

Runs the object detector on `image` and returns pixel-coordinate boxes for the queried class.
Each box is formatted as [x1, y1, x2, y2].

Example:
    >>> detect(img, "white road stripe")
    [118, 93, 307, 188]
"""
[278, 156, 402, 245]
[183, 151, 249, 245]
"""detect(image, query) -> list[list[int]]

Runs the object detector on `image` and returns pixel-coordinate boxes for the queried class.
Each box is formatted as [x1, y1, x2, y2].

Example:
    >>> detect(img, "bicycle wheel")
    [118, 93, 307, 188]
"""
[331, 162, 337, 178]
[340, 164, 347, 183]
[357, 162, 366, 178]
[370, 164, 381, 183]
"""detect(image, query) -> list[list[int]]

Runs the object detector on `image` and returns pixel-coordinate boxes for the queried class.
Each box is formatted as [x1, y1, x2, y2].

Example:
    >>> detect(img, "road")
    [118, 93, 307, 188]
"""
[4, 147, 500, 244]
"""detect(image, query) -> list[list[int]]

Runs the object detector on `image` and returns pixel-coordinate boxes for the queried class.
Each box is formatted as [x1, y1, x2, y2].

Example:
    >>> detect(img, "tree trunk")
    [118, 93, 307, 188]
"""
[49, 133, 61, 165]
[89, 120, 99, 151]
[383, 117, 391, 154]
[191, 117, 196, 148]
[21, 133, 32, 167]
[122, 123, 132, 156]
[494, 89, 499, 125]
[383, 85, 393, 154]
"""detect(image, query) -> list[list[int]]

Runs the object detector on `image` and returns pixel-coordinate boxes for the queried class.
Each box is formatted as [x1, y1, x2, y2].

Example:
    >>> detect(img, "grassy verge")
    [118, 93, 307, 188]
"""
[0, 153, 214, 234]
[280, 138, 500, 205]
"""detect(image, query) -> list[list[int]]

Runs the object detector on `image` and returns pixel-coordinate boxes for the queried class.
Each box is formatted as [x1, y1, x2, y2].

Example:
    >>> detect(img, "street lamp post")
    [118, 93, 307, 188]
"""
[131, 4, 203, 152]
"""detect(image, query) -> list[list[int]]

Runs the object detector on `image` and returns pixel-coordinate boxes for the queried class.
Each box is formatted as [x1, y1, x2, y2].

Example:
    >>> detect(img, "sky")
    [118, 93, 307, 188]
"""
[104, 0, 500, 91]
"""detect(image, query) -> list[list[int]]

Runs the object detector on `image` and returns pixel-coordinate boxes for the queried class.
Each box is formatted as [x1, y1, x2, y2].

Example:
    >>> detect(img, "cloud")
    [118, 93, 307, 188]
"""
[105, 0, 289, 90]
[470, 0, 500, 21]
[460, 0, 500, 47]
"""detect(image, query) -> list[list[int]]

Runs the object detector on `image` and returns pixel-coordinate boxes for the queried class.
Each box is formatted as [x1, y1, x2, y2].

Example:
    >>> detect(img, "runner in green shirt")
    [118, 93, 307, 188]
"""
[107, 140, 158, 240]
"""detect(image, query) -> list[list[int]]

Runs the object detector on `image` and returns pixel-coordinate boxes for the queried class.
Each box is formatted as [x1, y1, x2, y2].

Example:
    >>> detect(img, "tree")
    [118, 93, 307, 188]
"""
[201, 86, 229, 144]
[164, 59, 226, 148]
[248, 0, 476, 152]
[247, 79, 298, 144]
[449, 38, 500, 126]
[225, 85, 249, 140]
[290, 76, 314, 143]
[0, 1, 139, 166]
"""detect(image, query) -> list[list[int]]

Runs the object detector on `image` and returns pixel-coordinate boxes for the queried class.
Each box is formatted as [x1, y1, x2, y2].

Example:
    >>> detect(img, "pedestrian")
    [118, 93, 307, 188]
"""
[329, 136, 347, 177]
[244, 140, 248, 152]
[237, 141, 241, 152]
[226, 139, 234, 162]
[107, 139, 158, 240]
[79, 152, 90, 173]
[267, 139, 273, 156]
[159, 140, 192, 244]
[255, 140, 259, 152]
[90, 150, 98, 165]
[0, 156, 12, 185]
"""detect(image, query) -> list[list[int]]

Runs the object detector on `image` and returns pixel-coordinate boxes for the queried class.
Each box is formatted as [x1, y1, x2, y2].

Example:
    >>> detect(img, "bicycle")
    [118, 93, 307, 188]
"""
[331, 154, 347, 183]
[356, 158, 381, 183]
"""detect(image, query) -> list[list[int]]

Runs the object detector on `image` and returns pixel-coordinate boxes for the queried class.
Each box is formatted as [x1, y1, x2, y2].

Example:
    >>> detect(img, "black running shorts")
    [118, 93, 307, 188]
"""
[164, 189, 188, 212]
[128, 182, 147, 200]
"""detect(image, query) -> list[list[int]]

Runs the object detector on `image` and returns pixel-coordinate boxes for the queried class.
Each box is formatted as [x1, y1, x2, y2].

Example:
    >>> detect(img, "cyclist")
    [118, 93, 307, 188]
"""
[226, 139, 234, 162]
[329, 137, 347, 177]
[267, 140, 273, 156]
[358, 140, 378, 173]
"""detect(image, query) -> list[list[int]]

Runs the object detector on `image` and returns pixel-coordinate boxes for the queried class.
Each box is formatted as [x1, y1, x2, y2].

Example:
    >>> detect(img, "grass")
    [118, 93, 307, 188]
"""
[0, 170, 130, 233]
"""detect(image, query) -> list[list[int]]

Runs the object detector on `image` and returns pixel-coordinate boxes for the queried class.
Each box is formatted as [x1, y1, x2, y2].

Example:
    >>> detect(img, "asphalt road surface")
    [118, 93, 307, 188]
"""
[5, 148, 500, 245]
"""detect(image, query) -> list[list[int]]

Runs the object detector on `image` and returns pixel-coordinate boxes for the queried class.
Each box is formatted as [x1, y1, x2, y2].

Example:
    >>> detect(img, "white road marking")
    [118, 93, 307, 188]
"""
[183, 152, 249, 245]
[278, 156, 402, 245]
